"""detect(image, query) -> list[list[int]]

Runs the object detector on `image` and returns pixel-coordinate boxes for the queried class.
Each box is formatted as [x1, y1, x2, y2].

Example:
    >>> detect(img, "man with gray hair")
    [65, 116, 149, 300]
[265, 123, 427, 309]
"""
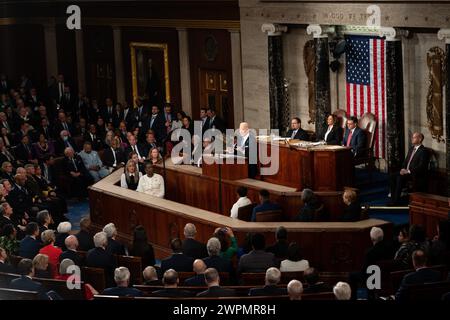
[182, 223, 207, 259]
[86, 231, 117, 287]
[249, 267, 287, 296]
[55, 221, 71, 250]
[59, 235, 83, 266]
[287, 279, 303, 300]
[103, 222, 125, 255]
[203, 237, 233, 274]
[184, 259, 207, 286]
[334, 281, 351, 300]
[102, 267, 143, 297]
[62, 146, 93, 199]
[197, 268, 236, 297]
[152, 269, 193, 297]
[143, 266, 161, 285]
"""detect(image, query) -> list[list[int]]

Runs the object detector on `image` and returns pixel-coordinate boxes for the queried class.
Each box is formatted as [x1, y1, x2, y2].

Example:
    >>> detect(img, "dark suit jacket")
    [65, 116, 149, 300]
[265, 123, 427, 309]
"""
[106, 238, 126, 256]
[10, 275, 48, 300]
[145, 113, 167, 143]
[395, 268, 441, 301]
[265, 240, 289, 259]
[76, 230, 95, 252]
[19, 236, 42, 259]
[203, 255, 234, 274]
[342, 127, 366, 156]
[341, 202, 361, 222]
[152, 288, 193, 297]
[55, 233, 69, 251]
[101, 106, 115, 124]
[6, 185, 34, 217]
[303, 282, 332, 294]
[84, 132, 103, 151]
[102, 286, 143, 297]
[59, 249, 83, 266]
[286, 128, 309, 141]
[251, 201, 282, 222]
[102, 147, 125, 168]
[0, 261, 16, 274]
[124, 143, 146, 160]
[55, 137, 78, 156]
[14, 143, 35, 163]
[86, 247, 117, 286]
[182, 238, 208, 259]
[160, 253, 194, 273]
[63, 155, 90, 177]
[53, 121, 75, 137]
[402, 145, 429, 190]
[209, 116, 226, 133]
[321, 125, 343, 145]
[197, 286, 236, 297]
[249, 285, 287, 296]
[184, 274, 207, 287]
[238, 250, 276, 273]
[362, 240, 394, 272]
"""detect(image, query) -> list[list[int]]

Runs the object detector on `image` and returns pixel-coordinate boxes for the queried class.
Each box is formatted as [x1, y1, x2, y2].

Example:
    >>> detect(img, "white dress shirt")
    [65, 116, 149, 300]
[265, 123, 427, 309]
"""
[230, 196, 252, 219]
[136, 173, 165, 198]
[280, 259, 310, 272]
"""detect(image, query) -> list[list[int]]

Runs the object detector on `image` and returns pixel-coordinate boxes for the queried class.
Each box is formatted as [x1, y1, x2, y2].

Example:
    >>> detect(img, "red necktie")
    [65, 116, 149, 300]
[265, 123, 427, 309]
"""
[346, 130, 353, 147]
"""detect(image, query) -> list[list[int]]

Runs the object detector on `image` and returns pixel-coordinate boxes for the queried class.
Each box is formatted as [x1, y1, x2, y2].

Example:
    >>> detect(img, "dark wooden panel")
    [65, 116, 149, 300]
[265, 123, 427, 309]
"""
[188, 28, 233, 126]
[0, 25, 47, 93]
[409, 192, 450, 239]
[83, 25, 116, 102]
[121, 27, 181, 109]
[55, 24, 78, 93]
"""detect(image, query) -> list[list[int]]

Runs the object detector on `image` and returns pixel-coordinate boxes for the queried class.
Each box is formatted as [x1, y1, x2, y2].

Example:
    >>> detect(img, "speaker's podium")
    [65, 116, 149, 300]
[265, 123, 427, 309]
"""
[202, 154, 248, 180]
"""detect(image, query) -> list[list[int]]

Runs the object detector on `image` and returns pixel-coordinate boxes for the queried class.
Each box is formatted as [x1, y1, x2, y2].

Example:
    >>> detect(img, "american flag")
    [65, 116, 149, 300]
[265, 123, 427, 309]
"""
[345, 35, 386, 158]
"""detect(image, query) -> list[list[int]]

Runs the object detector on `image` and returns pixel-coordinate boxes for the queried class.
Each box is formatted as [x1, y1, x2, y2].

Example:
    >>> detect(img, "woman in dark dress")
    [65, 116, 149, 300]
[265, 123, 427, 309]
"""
[341, 189, 361, 222]
[320, 114, 343, 145]
[129, 225, 155, 269]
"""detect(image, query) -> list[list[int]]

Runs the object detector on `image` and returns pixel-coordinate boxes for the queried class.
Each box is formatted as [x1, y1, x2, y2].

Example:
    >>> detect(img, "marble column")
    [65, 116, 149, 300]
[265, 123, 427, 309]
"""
[43, 21, 58, 82]
[177, 28, 192, 116]
[229, 29, 244, 126]
[384, 28, 405, 174]
[438, 29, 450, 196]
[75, 29, 86, 95]
[307, 25, 331, 140]
[262, 24, 287, 133]
[113, 26, 125, 103]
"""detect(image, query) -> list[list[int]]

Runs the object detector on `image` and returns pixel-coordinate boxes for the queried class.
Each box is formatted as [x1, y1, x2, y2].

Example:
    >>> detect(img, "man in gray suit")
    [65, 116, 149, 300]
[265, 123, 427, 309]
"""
[238, 233, 276, 273]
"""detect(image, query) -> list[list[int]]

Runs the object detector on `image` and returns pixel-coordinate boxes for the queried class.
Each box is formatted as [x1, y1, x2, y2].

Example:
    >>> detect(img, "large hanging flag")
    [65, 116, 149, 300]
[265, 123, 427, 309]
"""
[345, 35, 386, 158]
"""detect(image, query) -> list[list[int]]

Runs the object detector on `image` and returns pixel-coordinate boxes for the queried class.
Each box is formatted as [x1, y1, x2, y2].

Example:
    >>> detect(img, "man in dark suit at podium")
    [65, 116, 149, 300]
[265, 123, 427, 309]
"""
[342, 116, 366, 157]
[235, 122, 258, 178]
[286, 117, 309, 140]
[389, 132, 429, 205]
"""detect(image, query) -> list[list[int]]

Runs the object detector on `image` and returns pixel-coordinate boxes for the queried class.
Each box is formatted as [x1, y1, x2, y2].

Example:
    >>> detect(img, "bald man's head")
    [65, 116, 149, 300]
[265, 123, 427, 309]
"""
[239, 122, 249, 136]
[143, 266, 158, 281]
[193, 259, 207, 274]
[65, 235, 79, 250]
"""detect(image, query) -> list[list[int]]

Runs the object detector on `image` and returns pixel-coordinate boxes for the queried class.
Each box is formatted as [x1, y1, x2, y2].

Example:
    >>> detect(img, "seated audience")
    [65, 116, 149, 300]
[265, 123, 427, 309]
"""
[19, 222, 41, 259]
[265, 226, 289, 261]
[394, 224, 429, 269]
[136, 162, 165, 198]
[251, 189, 281, 222]
[0, 246, 15, 273]
[230, 186, 252, 219]
[249, 267, 287, 296]
[129, 225, 155, 268]
[103, 137, 125, 170]
[342, 116, 366, 158]
[182, 223, 207, 259]
[184, 259, 207, 286]
[86, 231, 117, 287]
[55, 221, 71, 251]
[39, 229, 62, 277]
[78, 141, 110, 182]
[333, 281, 351, 300]
[161, 238, 194, 273]
[294, 189, 323, 222]
[152, 269, 193, 297]
[197, 268, 236, 297]
[287, 279, 303, 300]
[103, 222, 126, 256]
[213, 227, 237, 261]
[0, 224, 19, 256]
[32, 253, 51, 278]
[280, 242, 310, 272]
[120, 159, 142, 190]
[102, 266, 143, 297]
[341, 189, 361, 222]
[9, 258, 48, 300]
[59, 235, 83, 266]
[303, 267, 331, 294]
[203, 237, 233, 275]
[238, 233, 276, 273]
[148, 147, 163, 165]
[142, 266, 161, 285]
[55, 130, 78, 156]
[36, 209, 52, 236]
[395, 250, 441, 301]
[76, 217, 95, 251]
